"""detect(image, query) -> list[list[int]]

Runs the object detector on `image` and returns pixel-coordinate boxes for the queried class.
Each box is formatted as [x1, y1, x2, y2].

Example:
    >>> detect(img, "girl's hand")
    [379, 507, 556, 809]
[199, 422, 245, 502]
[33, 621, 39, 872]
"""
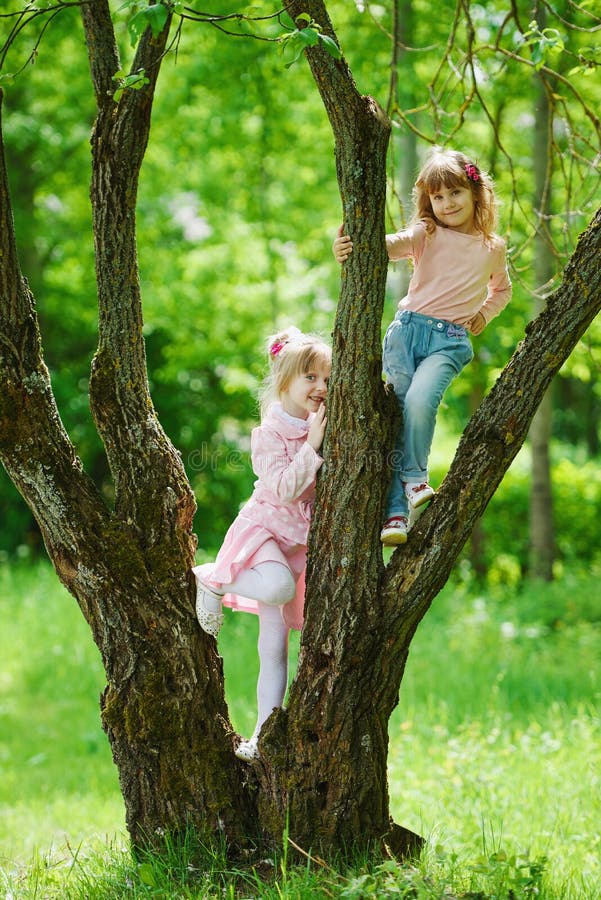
[333, 223, 353, 263]
[307, 403, 327, 451]
[468, 311, 486, 336]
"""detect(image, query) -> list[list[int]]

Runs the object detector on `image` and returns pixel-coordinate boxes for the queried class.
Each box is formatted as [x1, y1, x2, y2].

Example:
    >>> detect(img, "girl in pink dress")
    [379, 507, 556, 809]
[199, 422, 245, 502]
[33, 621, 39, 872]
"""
[193, 327, 331, 761]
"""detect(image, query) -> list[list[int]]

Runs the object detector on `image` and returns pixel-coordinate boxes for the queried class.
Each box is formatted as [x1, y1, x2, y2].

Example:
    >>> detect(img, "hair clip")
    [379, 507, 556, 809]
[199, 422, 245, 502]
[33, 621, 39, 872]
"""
[465, 163, 480, 183]
[270, 341, 286, 357]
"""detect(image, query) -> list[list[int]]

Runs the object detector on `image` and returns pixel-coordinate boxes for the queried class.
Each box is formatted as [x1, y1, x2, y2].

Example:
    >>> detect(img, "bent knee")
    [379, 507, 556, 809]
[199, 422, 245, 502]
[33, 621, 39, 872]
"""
[261, 570, 296, 606]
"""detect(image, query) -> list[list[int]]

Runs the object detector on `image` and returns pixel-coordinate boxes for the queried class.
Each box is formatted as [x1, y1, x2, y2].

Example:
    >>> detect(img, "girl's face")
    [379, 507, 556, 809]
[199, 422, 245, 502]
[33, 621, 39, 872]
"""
[429, 184, 476, 234]
[281, 363, 330, 420]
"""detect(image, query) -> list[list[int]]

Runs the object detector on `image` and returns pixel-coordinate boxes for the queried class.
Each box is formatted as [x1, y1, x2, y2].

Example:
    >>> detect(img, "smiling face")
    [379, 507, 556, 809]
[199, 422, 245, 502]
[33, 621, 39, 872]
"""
[281, 363, 330, 420]
[429, 184, 476, 234]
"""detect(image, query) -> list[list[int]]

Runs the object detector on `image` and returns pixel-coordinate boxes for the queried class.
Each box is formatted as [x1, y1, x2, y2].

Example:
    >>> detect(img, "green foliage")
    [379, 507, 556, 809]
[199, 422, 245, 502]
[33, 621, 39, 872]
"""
[0, 0, 598, 571]
[111, 67, 150, 102]
[120, 0, 171, 47]
[278, 12, 342, 68]
[520, 20, 565, 70]
[446, 450, 601, 586]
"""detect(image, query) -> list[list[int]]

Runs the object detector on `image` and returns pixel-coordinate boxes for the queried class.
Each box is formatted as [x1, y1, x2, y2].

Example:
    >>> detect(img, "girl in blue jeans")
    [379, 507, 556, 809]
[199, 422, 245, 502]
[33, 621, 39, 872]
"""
[334, 148, 512, 544]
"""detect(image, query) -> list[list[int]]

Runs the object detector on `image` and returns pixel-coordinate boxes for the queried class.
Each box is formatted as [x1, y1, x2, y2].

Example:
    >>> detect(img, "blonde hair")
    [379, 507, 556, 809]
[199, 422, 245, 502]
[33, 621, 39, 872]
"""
[412, 147, 499, 243]
[259, 326, 332, 417]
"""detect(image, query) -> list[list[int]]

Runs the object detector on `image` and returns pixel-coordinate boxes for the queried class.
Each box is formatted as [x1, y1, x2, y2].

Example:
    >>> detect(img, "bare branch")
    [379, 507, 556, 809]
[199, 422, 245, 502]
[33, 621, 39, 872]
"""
[0, 1, 87, 74]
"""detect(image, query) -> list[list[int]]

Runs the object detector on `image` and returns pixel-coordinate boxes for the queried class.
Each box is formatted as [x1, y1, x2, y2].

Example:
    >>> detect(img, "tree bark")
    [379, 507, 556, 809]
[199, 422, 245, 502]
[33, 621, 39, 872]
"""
[1, 3, 257, 851]
[254, 0, 601, 857]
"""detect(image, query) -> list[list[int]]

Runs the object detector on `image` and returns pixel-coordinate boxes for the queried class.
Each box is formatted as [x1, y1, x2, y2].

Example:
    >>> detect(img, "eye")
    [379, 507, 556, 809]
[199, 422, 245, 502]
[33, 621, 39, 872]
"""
[305, 373, 316, 381]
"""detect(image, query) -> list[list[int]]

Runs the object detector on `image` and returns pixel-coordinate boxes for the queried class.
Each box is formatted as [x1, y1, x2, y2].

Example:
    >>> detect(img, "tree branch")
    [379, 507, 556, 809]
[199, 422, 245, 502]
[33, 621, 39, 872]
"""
[384, 205, 601, 629]
[0, 89, 110, 621]
[79, 0, 195, 539]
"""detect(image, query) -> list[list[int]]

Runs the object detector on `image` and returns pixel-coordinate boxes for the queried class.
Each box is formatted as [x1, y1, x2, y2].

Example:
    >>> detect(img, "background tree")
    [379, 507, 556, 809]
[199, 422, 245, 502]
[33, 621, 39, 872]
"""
[528, 1, 555, 580]
[1, 0, 600, 860]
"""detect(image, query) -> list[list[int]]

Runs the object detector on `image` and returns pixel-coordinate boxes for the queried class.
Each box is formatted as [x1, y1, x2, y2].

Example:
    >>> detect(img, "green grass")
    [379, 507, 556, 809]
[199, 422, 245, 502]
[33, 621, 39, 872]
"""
[0, 559, 599, 898]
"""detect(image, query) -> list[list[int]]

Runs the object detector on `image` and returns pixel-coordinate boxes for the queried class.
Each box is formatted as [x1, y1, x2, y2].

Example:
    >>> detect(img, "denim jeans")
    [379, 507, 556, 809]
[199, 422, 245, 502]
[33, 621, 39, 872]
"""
[382, 310, 474, 518]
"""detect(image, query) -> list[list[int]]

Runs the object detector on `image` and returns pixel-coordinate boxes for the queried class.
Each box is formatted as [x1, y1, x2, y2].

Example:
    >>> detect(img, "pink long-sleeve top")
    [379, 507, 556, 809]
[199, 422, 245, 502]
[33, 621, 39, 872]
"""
[240, 402, 323, 546]
[386, 221, 512, 326]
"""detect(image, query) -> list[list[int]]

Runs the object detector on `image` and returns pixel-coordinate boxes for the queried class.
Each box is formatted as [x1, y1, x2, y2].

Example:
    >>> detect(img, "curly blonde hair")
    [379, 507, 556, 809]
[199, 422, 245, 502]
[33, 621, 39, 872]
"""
[259, 326, 331, 417]
[412, 147, 499, 243]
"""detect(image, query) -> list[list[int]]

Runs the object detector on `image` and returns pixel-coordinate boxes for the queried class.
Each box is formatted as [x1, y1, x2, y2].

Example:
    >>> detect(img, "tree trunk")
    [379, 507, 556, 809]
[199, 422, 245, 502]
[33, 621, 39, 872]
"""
[0, 3, 256, 851]
[250, 0, 601, 857]
[528, 5, 555, 580]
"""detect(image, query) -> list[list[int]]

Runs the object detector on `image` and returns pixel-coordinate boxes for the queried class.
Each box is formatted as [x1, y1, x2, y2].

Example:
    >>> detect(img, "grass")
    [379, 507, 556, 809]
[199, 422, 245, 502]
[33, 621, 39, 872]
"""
[0, 559, 599, 898]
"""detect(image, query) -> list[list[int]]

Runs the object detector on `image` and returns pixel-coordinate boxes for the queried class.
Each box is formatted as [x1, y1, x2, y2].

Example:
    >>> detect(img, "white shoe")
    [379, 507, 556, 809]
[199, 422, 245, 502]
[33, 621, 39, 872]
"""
[380, 516, 408, 546]
[194, 576, 223, 638]
[404, 482, 435, 509]
[235, 737, 260, 762]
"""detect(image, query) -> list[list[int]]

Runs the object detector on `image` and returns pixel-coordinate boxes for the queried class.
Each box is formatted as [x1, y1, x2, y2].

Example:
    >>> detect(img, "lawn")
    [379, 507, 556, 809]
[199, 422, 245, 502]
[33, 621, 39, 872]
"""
[0, 559, 599, 897]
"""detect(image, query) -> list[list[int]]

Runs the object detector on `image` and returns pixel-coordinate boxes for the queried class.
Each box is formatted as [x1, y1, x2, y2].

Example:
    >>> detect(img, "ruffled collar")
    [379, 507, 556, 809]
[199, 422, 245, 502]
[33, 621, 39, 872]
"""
[263, 402, 312, 439]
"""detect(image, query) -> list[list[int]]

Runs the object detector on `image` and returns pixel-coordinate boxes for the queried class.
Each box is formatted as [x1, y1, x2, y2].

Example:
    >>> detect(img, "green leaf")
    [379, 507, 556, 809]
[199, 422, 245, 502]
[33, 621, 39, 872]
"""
[318, 33, 341, 59]
[298, 28, 320, 49]
[111, 68, 150, 101]
[128, 3, 169, 47]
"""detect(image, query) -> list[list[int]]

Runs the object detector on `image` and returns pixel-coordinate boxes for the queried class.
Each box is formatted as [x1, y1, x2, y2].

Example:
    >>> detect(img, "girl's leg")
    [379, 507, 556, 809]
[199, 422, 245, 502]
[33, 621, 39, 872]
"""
[195, 555, 296, 641]
[236, 599, 290, 761]
[384, 372, 412, 518]
[382, 316, 416, 520]
[253, 601, 290, 738]
[401, 352, 460, 482]
[223, 559, 296, 606]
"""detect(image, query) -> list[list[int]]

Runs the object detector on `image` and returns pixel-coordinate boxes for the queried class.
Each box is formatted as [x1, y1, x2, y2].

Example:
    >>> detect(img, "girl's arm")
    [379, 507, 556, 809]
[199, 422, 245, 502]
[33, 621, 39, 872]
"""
[333, 222, 424, 263]
[478, 266, 512, 325]
[385, 230, 413, 261]
[470, 245, 512, 333]
[333, 224, 352, 263]
[251, 428, 323, 504]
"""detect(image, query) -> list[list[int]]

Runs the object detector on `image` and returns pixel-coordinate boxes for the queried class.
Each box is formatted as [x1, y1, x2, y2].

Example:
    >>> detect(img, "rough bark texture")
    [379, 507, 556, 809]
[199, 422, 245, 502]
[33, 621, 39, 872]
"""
[0, 3, 257, 852]
[254, 0, 601, 857]
[1, 0, 600, 864]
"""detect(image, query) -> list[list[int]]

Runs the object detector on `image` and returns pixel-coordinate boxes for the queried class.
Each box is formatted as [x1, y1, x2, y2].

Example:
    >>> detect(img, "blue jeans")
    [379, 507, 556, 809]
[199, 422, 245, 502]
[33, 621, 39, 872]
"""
[382, 310, 474, 518]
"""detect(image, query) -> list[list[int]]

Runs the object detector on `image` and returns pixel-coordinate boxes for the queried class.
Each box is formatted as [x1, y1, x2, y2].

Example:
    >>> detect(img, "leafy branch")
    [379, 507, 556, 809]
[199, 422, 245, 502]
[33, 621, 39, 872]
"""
[278, 12, 341, 68]
[520, 19, 565, 70]
[111, 67, 150, 102]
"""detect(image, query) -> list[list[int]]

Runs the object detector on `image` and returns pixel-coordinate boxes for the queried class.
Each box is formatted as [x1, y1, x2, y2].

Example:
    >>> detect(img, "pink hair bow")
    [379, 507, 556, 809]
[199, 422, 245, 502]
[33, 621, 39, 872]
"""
[465, 163, 480, 182]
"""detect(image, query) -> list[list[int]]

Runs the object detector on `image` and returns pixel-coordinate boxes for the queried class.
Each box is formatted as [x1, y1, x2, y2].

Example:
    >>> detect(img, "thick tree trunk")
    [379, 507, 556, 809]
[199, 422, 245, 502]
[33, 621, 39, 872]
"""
[254, 0, 601, 858]
[1, 3, 257, 851]
[253, 0, 412, 855]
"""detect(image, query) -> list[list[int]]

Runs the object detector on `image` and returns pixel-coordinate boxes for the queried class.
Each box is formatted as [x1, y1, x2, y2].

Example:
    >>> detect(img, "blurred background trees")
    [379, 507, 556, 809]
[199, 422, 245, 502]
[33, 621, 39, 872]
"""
[1, 0, 599, 582]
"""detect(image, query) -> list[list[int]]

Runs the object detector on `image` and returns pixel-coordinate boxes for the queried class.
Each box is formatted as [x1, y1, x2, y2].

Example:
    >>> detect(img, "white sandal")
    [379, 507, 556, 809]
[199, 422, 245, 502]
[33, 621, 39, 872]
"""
[194, 576, 223, 638]
[235, 737, 260, 762]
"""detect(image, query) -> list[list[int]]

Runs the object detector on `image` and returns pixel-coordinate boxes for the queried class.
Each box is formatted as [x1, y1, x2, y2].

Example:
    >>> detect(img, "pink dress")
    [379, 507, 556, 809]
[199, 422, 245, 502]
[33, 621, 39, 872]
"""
[193, 402, 323, 630]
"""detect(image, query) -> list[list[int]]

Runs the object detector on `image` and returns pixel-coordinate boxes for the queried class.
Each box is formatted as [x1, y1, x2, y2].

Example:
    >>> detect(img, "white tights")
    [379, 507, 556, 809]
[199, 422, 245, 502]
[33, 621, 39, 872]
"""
[222, 561, 296, 607]
[252, 601, 290, 739]
[222, 562, 294, 740]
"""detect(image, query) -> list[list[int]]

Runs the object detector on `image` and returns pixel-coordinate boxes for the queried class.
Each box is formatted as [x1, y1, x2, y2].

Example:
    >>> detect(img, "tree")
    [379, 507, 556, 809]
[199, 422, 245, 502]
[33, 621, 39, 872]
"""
[1, 0, 600, 860]
[528, 2, 556, 580]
